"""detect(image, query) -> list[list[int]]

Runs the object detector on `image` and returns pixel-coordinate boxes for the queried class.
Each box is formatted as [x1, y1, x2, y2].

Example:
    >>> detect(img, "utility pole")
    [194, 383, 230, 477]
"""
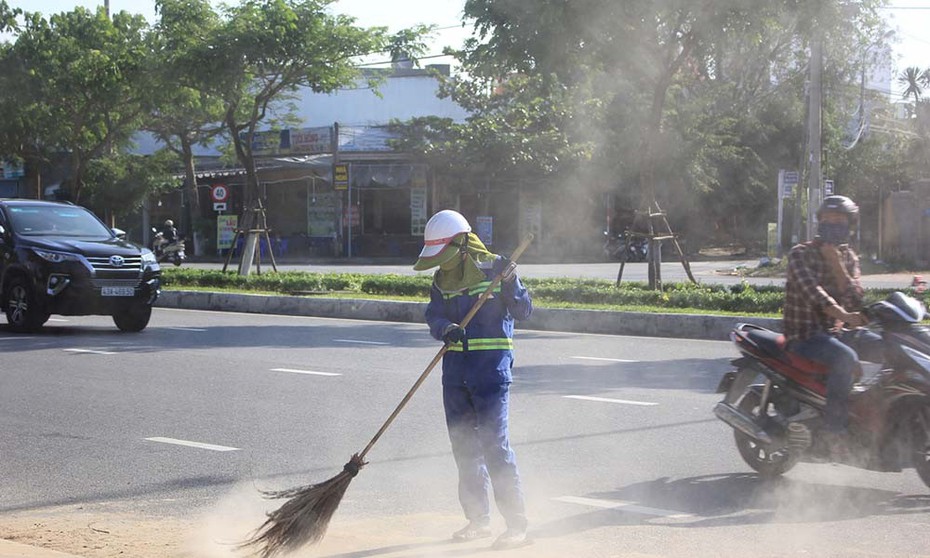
[806, 31, 823, 241]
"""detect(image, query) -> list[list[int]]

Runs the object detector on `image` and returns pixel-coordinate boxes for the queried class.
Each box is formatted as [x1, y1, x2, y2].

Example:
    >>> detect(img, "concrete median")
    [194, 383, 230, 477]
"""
[156, 290, 781, 341]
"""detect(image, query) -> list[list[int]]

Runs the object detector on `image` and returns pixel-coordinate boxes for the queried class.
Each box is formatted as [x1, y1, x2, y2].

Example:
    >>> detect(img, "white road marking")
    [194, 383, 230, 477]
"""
[0, 337, 34, 341]
[270, 368, 341, 377]
[571, 356, 638, 363]
[144, 437, 239, 452]
[64, 348, 117, 355]
[47, 318, 68, 322]
[563, 395, 658, 407]
[554, 496, 694, 519]
[165, 327, 207, 332]
[334, 339, 389, 345]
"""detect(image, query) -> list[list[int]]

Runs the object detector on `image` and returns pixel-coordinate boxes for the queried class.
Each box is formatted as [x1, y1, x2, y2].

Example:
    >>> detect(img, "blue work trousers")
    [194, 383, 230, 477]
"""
[788, 329, 883, 432]
[442, 381, 527, 530]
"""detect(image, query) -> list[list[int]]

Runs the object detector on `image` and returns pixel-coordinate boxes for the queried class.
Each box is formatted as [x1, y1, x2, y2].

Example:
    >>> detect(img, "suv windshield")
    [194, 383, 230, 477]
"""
[7, 205, 114, 238]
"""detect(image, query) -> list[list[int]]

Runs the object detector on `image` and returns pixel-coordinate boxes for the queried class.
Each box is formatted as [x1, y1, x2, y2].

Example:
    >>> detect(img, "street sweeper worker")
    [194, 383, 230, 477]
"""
[414, 209, 533, 550]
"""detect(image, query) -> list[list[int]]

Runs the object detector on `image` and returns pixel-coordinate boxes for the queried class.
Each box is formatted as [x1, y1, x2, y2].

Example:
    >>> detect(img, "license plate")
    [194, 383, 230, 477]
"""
[101, 286, 135, 297]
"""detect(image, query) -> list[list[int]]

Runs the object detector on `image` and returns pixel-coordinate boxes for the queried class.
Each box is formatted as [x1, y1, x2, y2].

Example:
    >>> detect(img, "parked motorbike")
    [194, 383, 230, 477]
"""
[602, 230, 648, 262]
[714, 291, 930, 487]
[151, 228, 186, 266]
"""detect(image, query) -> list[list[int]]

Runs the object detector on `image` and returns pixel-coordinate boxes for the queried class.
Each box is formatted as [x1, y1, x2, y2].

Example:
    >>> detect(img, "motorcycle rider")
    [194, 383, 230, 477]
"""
[161, 219, 178, 244]
[414, 209, 533, 550]
[783, 195, 883, 458]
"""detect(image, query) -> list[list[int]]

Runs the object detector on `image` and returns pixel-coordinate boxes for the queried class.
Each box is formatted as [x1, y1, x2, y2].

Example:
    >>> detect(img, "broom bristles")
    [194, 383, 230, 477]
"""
[240, 454, 366, 558]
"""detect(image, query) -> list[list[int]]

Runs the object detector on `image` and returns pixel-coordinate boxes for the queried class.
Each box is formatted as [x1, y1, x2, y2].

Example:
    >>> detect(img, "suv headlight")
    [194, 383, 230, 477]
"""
[32, 249, 80, 263]
[141, 249, 157, 264]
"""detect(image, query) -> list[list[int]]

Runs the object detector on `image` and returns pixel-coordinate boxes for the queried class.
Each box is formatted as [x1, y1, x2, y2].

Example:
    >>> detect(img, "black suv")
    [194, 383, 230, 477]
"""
[0, 199, 161, 332]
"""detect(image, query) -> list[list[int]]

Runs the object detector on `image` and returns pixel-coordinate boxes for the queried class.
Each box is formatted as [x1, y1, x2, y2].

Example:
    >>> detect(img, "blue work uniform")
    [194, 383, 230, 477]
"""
[425, 256, 532, 530]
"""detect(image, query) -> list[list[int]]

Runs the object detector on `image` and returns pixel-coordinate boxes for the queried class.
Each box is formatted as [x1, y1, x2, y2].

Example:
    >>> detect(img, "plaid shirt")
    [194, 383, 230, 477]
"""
[783, 241, 863, 341]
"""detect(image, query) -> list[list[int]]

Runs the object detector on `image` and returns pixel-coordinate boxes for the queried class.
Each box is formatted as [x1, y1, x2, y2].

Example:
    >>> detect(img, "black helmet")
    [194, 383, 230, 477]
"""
[817, 195, 858, 225]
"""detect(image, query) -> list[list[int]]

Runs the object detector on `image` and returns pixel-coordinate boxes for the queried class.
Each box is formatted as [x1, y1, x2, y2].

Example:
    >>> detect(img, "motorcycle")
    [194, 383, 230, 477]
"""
[602, 230, 648, 262]
[714, 291, 930, 487]
[151, 228, 186, 266]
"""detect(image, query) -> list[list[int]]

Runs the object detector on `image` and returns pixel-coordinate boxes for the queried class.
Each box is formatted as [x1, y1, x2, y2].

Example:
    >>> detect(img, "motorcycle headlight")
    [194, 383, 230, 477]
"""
[141, 249, 157, 264]
[32, 249, 80, 263]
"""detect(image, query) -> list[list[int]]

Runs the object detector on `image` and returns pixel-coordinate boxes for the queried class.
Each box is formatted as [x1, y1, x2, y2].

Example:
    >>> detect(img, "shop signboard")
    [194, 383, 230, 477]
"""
[217, 215, 238, 250]
[333, 164, 349, 190]
[410, 188, 427, 235]
[289, 127, 331, 154]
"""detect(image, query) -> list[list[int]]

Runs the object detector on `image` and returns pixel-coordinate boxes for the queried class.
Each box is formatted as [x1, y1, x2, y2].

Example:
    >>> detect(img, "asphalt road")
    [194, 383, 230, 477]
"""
[1, 309, 928, 557]
[189, 259, 922, 289]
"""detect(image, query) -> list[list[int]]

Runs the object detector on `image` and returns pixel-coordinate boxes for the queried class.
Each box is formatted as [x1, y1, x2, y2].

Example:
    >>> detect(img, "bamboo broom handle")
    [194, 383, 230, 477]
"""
[358, 234, 535, 460]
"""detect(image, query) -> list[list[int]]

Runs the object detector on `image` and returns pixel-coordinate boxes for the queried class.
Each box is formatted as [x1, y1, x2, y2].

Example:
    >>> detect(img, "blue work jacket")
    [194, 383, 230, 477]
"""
[425, 257, 533, 387]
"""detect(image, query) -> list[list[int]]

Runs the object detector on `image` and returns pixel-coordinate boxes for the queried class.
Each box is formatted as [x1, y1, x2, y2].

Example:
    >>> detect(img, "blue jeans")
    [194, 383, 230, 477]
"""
[788, 329, 883, 432]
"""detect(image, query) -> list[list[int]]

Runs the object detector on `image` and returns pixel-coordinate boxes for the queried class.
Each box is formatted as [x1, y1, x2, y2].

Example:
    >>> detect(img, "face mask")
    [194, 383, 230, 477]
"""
[818, 222, 850, 245]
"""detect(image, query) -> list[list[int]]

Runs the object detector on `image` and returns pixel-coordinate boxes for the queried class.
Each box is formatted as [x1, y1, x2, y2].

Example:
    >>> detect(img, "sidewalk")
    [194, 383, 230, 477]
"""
[0, 540, 80, 558]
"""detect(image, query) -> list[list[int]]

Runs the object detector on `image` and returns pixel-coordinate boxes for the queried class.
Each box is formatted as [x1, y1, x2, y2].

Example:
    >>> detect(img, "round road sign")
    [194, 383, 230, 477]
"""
[211, 184, 229, 202]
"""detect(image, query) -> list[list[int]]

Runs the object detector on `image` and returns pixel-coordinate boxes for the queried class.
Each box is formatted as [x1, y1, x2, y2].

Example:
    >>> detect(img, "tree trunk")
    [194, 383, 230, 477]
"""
[25, 157, 41, 200]
[181, 137, 201, 220]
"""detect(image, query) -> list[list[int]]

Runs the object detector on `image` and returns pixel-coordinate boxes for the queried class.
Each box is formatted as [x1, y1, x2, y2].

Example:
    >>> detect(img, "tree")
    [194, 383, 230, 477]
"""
[146, 0, 227, 223]
[81, 150, 178, 221]
[455, 0, 891, 260]
[0, 7, 153, 201]
[185, 0, 427, 272]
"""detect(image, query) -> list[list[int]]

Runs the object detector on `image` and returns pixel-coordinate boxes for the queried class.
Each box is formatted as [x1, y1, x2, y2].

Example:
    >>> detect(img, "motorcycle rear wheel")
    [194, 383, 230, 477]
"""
[734, 391, 798, 477]
[911, 403, 930, 488]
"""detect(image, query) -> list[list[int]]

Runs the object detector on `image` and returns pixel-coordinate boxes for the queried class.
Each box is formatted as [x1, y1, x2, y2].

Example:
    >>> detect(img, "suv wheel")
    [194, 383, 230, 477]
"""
[5, 276, 49, 332]
[112, 302, 152, 332]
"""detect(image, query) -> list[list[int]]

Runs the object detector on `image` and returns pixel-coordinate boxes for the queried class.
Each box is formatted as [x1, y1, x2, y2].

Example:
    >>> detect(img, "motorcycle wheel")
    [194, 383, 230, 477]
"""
[734, 391, 798, 477]
[911, 404, 930, 488]
[172, 256, 182, 266]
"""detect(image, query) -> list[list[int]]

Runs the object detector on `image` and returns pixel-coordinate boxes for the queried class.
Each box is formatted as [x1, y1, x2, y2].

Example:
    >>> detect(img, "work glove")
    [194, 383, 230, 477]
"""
[494, 257, 518, 283]
[442, 323, 466, 344]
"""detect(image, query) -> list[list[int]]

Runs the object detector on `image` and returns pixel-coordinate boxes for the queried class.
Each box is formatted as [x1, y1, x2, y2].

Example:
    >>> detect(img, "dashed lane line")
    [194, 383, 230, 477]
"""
[144, 437, 240, 452]
[571, 356, 638, 363]
[165, 327, 208, 332]
[64, 348, 117, 355]
[563, 395, 658, 407]
[333, 339, 390, 345]
[554, 496, 694, 519]
[270, 368, 341, 377]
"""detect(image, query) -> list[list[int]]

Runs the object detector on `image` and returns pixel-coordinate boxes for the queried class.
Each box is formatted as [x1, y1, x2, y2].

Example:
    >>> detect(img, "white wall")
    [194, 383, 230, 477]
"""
[294, 72, 469, 126]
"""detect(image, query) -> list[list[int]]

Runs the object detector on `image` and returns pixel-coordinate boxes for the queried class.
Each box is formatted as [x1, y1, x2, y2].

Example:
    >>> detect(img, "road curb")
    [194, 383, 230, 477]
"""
[156, 290, 781, 341]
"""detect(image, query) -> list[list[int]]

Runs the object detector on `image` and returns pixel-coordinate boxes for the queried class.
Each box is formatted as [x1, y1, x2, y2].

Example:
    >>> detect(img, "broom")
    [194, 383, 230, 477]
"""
[241, 234, 535, 558]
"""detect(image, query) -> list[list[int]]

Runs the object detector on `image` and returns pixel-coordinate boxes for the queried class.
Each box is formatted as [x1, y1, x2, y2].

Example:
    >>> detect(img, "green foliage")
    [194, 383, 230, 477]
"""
[82, 150, 178, 218]
[0, 6, 154, 201]
[161, 269, 795, 314]
[398, 0, 897, 252]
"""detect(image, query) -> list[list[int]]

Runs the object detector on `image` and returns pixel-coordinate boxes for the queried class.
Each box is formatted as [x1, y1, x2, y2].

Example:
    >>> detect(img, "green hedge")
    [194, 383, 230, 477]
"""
[159, 268, 914, 315]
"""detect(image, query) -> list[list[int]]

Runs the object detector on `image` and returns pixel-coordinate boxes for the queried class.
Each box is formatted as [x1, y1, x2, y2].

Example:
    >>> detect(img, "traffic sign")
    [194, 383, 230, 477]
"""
[211, 184, 229, 203]
[213, 202, 227, 212]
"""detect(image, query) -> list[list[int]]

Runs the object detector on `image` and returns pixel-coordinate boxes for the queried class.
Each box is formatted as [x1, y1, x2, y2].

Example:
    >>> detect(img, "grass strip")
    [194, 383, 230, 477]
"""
[159, 268, 920, 319]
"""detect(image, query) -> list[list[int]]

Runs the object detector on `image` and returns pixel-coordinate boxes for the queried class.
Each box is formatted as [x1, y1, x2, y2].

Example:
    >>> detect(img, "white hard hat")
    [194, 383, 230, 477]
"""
[413, 210, 471, 270]
[164, 219, 174, 227]
[419, 210, 470, 259]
